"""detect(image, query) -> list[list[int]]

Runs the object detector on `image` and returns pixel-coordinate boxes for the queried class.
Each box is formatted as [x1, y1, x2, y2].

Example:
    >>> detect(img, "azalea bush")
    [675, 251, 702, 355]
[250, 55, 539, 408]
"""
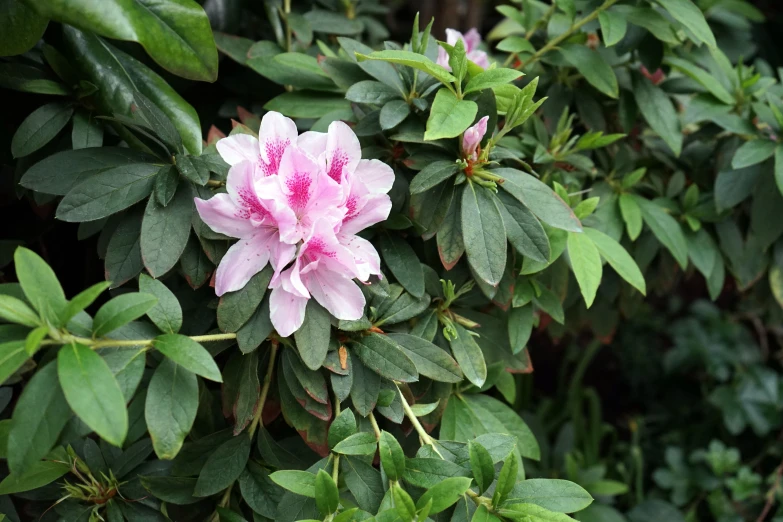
[0, 0, 782, 521]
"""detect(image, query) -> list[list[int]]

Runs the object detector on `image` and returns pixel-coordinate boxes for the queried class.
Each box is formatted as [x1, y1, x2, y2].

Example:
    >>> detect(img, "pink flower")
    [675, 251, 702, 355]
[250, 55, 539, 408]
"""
[437, 28, 490, 71]
[463, 116, 489, 161]
[195, 113, 394, 337]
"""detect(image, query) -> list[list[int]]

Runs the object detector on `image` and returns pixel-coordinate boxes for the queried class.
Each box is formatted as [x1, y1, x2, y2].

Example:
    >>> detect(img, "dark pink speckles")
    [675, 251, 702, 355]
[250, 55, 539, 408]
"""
[305, 237, 336, 259]
[236, 186, 269, 221]
[344, 195, 359, 220]
[327, 149, 349, 183]
[286, 171, 312, 211]
[259, 138, 290, 176]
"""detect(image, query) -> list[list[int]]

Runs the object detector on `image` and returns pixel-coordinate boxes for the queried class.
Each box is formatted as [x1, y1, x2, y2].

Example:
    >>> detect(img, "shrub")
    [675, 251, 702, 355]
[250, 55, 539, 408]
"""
[0, 0, 780, 521]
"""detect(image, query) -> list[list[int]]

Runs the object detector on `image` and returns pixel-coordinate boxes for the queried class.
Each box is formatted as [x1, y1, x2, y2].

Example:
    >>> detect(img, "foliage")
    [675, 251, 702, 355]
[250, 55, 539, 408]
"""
[0, 0, 782, 521]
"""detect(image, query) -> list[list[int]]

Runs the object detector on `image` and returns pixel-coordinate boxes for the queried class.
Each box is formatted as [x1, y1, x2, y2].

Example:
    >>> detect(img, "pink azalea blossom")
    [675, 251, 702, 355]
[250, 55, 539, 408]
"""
[195, 113, 394, 337]
[437, 28, 490, 71]
[463, 116, 489, 161]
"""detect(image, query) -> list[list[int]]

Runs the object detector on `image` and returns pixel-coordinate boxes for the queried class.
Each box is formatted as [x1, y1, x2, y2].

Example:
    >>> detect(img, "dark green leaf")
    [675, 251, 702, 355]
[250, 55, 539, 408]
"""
[449, 323, 487, 387]
[462, 183, 507, 286]
[425, 88, 478, 140]
[295, 299, 332, 370]
[11, 102, 73, 158]
[379, 233, 425, 298]
[153, 334, 221, 382]
[387, 332, 462, 383]
[496, 169, 582, 232]
[194, 434, 251, 496]
[141, 183, 194, 277]
[352, 333, 418, 383]
[93, 293, 158, 337]
[560, 44, 618, 98]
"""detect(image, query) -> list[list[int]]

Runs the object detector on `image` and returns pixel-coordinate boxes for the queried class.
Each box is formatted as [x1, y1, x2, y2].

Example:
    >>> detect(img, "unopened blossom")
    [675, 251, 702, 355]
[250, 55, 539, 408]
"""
[437, 28, 490, 71]
[463, 116, 489, 162]
[195, 113, 393, 337]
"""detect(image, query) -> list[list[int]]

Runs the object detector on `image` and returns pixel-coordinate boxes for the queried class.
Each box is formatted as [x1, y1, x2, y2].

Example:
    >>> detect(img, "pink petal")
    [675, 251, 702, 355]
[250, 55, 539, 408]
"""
[214, 230, 277, 295]
[278, 146, 320, 213]
[340, 194, 392, 235]
[297, 130, 328, 158]
[437, 46, 451, 70]
[352, 159, 395, 194]
[445, 29, 463, 47]
[226, 161, 272, 224]
[463, 28, 482, 52]
[325, 121, 361, 184]
[468, 49, 490, 70]
[216, 134, 260, 166]
[339, 233, 381, 281]
[258, 111, 299, 176]
[463, 115, 489, 159]
[194, 193, 255, 238]
[269, 287, 309, 337]
[304, 271, 365, 320]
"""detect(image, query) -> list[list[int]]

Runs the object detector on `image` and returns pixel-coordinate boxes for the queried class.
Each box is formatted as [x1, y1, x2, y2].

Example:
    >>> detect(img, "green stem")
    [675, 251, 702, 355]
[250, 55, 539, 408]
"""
[284, 0, 292, 52]
[397, 385, 443, 458]
[42, 332, 237, 349]
[368, 412, 382, 440]
[249, 340, 280, 438]
[519, 0, 620, 69]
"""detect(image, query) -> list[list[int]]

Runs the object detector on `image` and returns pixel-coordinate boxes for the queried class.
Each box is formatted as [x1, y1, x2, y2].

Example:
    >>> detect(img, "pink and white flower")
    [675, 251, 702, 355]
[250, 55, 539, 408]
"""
[195, 113, 394, 337]
[437, 28, 490, 71]
[463, 116, 489, 162]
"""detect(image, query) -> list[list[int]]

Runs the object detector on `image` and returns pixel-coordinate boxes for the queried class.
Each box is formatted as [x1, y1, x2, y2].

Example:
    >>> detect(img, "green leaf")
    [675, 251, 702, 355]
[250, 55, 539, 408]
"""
[0, 0, 48, 56]
[566, 232, 602, 308]
[237, 298, 272, 354]
[584, 228, 646, 295]
[508, 479, 593, 512]
[618, 193, 643, 240]
[31, 0, 218, 81]
[425, 88, 478, 140]
[0, 460, 69, 495]
[0, 62, 67, 95]
[62, 28, 202, 154]
[24, 325, 47, 356]
[350, 359, 380, 417]
[56, 163, 159, 222]
[416, 477, 473, 514]
[496, 169, 582, 232]
[598, 9, 627, 46]
[404, 457, 471, 488]
[8, 362, 70, 475]
[106, 209, 145, 288]
[664, 57, 734, 105]
[356, 50, 456, 85]
[21, 147, 157, 196]
[496, 37, 535, 54]
[352, 333, 418, 383]
[380, 100, 411, 130]
[11, 102, 73, 158]
[393, 483, 417, 520]
[58, 343, 128, 446]
[14, 247, 67, 326]
[497, 191, 550, 263]
[655, 0, 716, 48]
[776, 145, 783, 197]
[449, 323, 487, 388]
[559, 44, 618, 98]
[238, 463, 279, 518]
[732, 139, 777, 169]
[379, 232, 425, 298]
[295, 299, 332, 370]
[346, 80, 403, 105]
[410, 161, 459, 195]
[141, 182, 194, 277]
[155, 165, 179, 206]
[0, 341, 29, 384]
[465, 68, 524, 95]
[492, 454, 519, 507]
[0, 295, 40, 327]
[141, 476, 199, 505]
[632, 73, 682, 156]
[152, 334, 221, 382]
[508, 305, 534, 354]
[386, 333, 463, 383]
[315, 469, 339, 515]
[499, 503, 574, 521]
[462, 183, 507, 286]
[264, 91, 351, 118]
[469, 441, 495, 494]
[194, 434, 252, 497]
[473, 505, 502, 522]
[379, 430, 405, 481]
[612, 6, 679, 44]
[93, 293, 158, 337]
[146, 358, 198, 459]
[305, 9, 362, 34]
[132, 90, 183, 153]
[633, 196, 689, 269]
[342, 455, 384, 512]
[60, 282, 111, 326]
[270, 470, 317, 497]
[329, 409, 357, 448]
[72, 110, 103, 149]
[333, 432, 378, 455]
[139, 274, 182, 333]
[217, 266, 272, 332]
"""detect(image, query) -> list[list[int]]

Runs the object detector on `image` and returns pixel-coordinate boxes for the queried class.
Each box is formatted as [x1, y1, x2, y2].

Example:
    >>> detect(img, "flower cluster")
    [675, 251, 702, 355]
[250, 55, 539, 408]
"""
[194, 112, 393, 337]
[436, 28, 490, 71]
